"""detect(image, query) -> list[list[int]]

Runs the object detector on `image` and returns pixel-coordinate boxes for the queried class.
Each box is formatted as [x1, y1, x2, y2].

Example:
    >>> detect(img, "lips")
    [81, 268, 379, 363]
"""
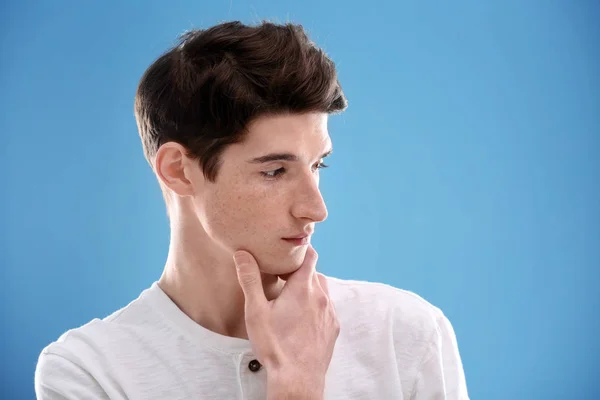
[282, 236, 310, 246]
[283, 234, 309, 240]
[283, 230, 313, 240]
[282, 228, 313, 246]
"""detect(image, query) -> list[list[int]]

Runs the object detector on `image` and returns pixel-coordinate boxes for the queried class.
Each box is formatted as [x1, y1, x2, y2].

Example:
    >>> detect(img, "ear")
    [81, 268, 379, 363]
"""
[154, 142, 197, 198]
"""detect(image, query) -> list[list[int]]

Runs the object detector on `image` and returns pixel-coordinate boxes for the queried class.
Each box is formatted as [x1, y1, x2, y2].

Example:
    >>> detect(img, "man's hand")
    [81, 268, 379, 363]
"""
[233, 246, 340, 399]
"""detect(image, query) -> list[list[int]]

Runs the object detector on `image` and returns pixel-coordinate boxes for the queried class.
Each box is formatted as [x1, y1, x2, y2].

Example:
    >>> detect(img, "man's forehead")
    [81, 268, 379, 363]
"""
[245, 134, 332, 158]
[242, 113, 331, 154]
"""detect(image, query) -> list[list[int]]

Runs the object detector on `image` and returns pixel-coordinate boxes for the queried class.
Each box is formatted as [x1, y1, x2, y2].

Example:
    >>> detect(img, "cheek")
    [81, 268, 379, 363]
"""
[201, 183, 305, 275]
[203, 184, 280, 249]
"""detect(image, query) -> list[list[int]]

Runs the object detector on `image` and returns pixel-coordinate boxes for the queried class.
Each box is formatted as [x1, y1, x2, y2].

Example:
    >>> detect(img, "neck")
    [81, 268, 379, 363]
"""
[157, 214, 284, 340]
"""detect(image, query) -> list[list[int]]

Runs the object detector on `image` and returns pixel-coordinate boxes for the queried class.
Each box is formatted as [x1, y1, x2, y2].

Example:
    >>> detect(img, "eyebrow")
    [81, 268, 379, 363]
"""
[247, 149, 333, 164]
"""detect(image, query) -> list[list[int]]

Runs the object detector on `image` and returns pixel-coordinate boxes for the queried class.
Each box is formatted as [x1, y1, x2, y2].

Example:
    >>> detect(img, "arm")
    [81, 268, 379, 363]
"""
[35, 351, 110, 400]
[410, 314, 469, 400]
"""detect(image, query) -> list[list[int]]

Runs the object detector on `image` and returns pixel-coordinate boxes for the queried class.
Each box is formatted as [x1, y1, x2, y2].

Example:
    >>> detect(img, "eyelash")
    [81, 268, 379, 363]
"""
[261, 162, 329, 179]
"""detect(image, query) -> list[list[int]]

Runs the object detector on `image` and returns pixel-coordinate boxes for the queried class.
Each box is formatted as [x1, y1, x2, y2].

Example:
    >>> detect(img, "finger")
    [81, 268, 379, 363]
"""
[316, 273, 330, 296]
[285, 246, 319, 289]
[315, 273, 337, 316]
[233, 250, 267, 308]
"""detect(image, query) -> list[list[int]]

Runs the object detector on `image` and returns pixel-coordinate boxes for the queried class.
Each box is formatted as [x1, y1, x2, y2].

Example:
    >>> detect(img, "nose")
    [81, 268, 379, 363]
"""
[291, 172, 328, 223]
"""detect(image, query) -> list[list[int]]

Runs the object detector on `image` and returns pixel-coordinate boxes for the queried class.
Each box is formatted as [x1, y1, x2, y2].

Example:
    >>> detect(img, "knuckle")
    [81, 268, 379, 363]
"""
[316, 293, 330, 309]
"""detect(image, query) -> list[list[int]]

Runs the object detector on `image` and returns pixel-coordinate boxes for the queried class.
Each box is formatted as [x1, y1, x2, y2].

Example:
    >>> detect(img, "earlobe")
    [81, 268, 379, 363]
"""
[155, 143, 195, 197]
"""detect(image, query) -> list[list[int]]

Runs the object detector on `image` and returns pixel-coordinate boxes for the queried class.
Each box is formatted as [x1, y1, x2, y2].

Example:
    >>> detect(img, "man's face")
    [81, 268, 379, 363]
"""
[193, 112, 331, 276]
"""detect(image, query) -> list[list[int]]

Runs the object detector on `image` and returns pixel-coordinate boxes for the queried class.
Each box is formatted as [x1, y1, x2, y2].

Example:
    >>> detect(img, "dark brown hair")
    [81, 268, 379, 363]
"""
[134, 20, 348, 182]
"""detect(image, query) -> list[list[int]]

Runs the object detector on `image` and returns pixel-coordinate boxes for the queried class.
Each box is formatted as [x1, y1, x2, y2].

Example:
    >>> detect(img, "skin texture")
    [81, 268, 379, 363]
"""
[155, 112, 332, 340]
[190, 112, 330, 275]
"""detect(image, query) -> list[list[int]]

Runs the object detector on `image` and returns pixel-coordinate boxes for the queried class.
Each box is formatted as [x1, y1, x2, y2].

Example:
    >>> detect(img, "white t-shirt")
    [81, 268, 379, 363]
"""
[35, 276, 469, 399]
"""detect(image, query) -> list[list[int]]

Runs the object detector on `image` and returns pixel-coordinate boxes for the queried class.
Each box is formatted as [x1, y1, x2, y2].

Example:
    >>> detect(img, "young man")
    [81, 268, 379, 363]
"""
[35, 21, 468, 399]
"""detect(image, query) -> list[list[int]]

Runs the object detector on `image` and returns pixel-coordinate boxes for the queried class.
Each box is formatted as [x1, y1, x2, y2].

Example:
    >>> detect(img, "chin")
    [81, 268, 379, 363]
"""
[259, 247, 305, 276]
[260, 260, 302, 277]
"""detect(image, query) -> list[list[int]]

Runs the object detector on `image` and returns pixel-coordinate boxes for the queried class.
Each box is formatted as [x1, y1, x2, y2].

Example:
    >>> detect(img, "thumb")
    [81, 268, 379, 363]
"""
[233, 251, 267, 308]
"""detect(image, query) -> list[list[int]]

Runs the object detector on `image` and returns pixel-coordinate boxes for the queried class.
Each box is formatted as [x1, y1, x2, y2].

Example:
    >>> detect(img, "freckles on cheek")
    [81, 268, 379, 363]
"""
[211, 186, 262, 240]
[235, 188, 280, 239]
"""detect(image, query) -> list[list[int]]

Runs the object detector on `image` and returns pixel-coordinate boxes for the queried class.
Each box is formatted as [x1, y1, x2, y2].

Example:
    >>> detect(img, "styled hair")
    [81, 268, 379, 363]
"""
[134, 20, 348, 183]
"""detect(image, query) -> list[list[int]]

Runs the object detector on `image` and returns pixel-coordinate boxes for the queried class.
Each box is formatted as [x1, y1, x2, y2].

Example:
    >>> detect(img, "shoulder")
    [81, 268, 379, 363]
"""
[35, 317, 112, 399]
[35, 340, 110, 399]
[325, 275, 447, 336]
[324, 276, 468, 397]
[35, 288, 157, 394]
[41, 289, 154, 356]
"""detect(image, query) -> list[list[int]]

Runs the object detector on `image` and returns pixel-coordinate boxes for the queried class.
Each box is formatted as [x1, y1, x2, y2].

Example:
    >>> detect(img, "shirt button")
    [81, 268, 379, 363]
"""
[248, 359, 262, 372]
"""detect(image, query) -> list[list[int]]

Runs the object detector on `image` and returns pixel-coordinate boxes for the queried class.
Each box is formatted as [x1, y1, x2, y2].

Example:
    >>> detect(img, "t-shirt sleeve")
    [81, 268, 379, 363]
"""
[410, 313, 469, 400]
[35, 350, 110, 400]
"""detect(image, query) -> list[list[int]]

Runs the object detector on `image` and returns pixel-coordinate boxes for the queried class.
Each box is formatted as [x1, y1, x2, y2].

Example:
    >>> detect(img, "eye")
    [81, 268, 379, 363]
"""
[314, 160, 329, 171]
[261, 167, 285, 178]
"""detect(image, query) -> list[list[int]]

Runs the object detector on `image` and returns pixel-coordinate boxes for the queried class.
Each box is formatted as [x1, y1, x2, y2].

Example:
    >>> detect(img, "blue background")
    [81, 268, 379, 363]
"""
[2, 1, 599, 399]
